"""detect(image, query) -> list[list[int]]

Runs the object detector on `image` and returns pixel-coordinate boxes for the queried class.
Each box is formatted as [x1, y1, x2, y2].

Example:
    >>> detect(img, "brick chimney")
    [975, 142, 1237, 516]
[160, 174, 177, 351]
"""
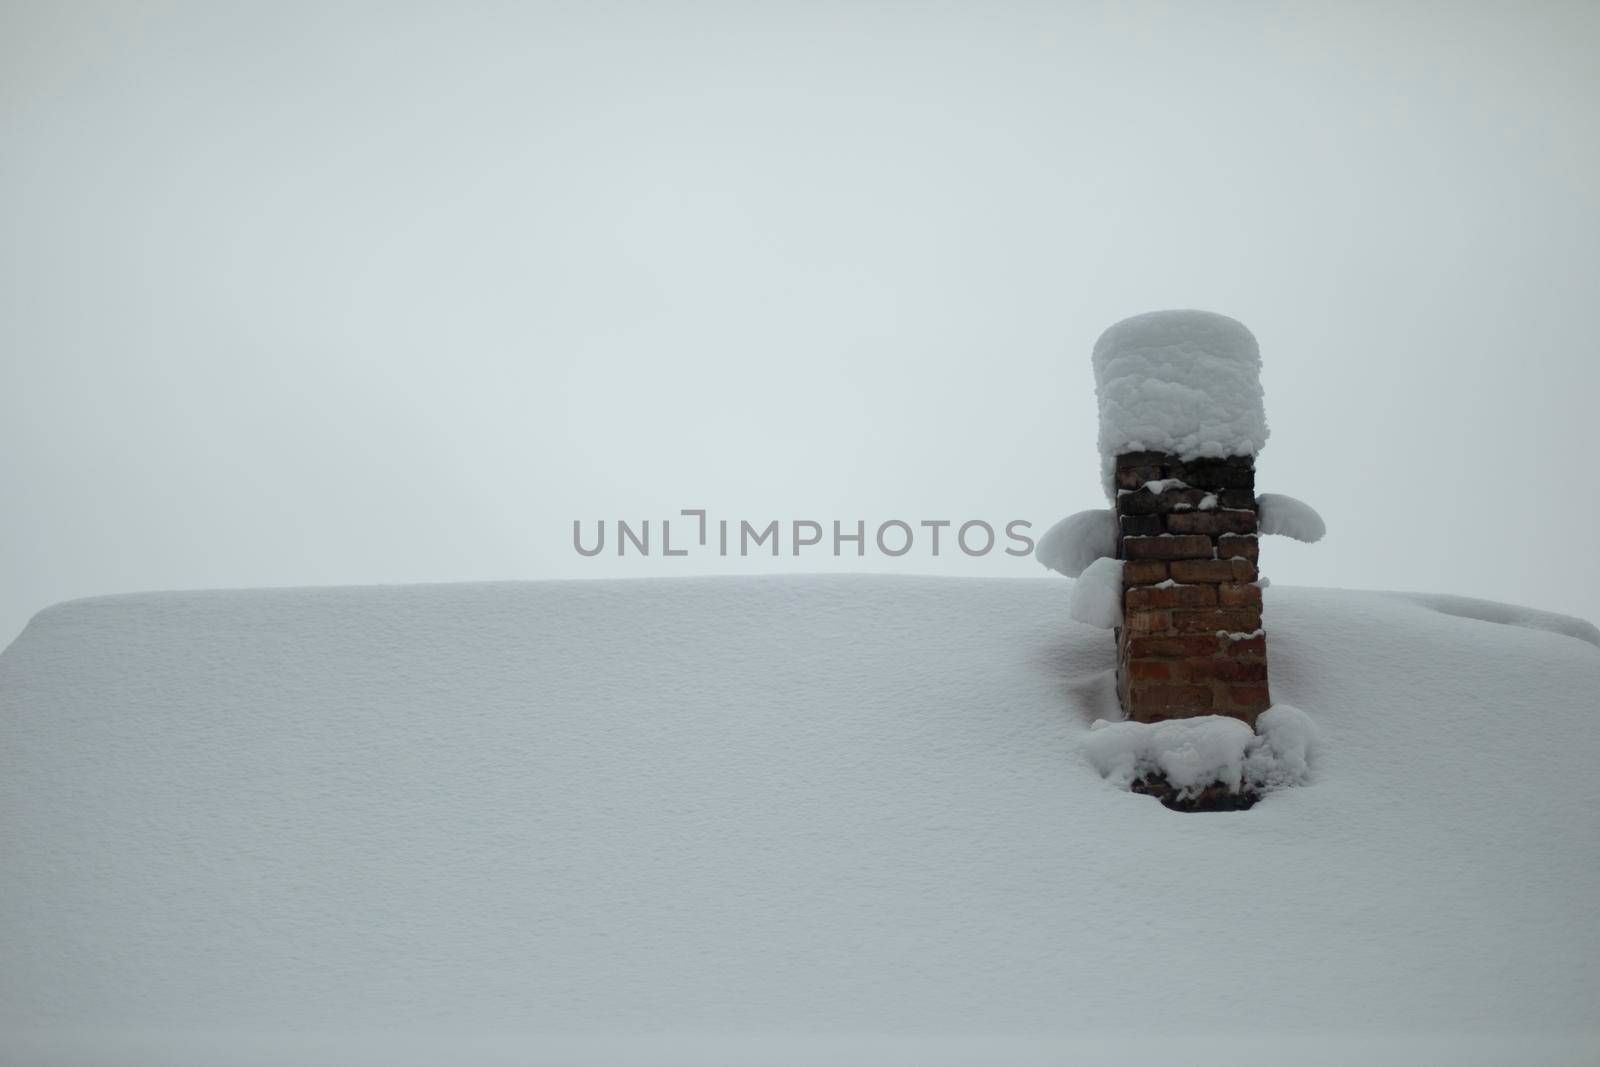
[1088, 309, 1275, 727]
[1113, 451, 1269, 725]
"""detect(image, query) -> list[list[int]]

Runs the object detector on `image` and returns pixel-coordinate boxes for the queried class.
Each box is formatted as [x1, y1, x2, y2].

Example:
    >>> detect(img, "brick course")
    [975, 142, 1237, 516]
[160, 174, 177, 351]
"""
[1121, 560, 1169, 586]
[1165, 510, 1259, 536]
[1217, 534, 1259, 562]
[1125, 584, 1218, 611]
[1121, 535, 1215, 561]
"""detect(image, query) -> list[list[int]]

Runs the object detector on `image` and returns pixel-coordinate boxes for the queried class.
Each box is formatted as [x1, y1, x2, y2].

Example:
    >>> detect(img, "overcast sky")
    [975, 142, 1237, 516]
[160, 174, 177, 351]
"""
[3, 0, 1598, 646]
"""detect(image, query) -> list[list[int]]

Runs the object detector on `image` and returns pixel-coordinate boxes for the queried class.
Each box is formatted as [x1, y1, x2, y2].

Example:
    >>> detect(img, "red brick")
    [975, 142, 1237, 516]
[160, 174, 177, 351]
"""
[1116, 450, 1173, 469]
[1182, 658, 1269, 683]
[1225, 685, 1273, 710]
[1229, 559, 1259, 582]
[1124, 634, 1222, 658]
[1124, 609, 1172, 634]
[1216, 489, 1256, 509]
[1119, 514, 1164, 537]
[1164, 510, 1259, 536]
[1217, 534, 1259, 562]
[1125, 584, 1218, 611]
[1121, 560, 1168, 586]
[1178, 460, 1255, 491]
[1121, 535, 1215, 561]
[1168, 559, 1238, 584]
[1128, 684, 1214, 713]
[1127, 659, 1172, 681]
[1217, 582, 1263, 608]
[1114, 453, 1169, 491]
[1119, 487, 1209, 515]
[1221, 633, 1267, 658]
[1172, 608, 1261, 634]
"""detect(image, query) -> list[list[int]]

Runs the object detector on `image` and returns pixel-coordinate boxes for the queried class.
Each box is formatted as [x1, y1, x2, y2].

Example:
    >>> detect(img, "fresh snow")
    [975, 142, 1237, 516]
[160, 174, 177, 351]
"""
[1034, 508, 1115, 577]
[1066, 557, 1122, 629]
[1257, 492, 1327, 542]
[1247, 704, 1319, 790]
[1093, 310, 1269, 498]
[1084, 704, 1317, 798]
[1138, 477, 1188, 494]
[1385, 590, 1600, 649]
[2, 576, 1599, 1066]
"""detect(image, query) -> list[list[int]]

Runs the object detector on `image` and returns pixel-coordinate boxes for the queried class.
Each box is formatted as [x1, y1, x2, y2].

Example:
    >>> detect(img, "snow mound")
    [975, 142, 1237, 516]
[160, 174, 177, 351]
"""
[2, 577, 1598, 1064]
[1092, 310, 1269, 498]
[1084, 704, 1317, 799]
[1085, 714, 1255, 796]
[1067, 557, 1122, 629]
[1244, 704, 1320, 789]
[1257, 493, 1326, 542]
[1389, 591, 1600, 648]
[1035, 509, 1116, 577]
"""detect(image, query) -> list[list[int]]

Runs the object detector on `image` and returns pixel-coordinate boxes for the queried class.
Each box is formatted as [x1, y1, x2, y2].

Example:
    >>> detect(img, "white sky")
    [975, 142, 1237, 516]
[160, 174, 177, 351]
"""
[3, 1, 1598, 646]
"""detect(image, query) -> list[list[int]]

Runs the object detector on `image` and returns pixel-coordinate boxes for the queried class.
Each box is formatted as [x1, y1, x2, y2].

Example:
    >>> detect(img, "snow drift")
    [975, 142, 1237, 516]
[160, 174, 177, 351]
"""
[1084, 704, 1318, 798]
[1, 576, 1598, 1066]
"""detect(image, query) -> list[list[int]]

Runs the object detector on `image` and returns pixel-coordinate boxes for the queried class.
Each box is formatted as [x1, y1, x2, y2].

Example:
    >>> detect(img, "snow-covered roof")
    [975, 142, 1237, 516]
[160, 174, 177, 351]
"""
[1093, 310, 1269, 498]
[2, 577, 1598, 1064]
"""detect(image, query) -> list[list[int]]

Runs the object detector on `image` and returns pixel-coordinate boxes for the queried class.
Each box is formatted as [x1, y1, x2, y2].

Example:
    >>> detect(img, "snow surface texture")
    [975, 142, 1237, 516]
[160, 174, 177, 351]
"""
[1034, 509, 1115, 578]
[1066, 556, 1122, 629]
[1257, 492, 1326, 542]
[1386, 591, 1600, 649]
[2, 577, 1600, 1066]
[1084, 705, 1317, 798]
[1093, 310, 1269, 499]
